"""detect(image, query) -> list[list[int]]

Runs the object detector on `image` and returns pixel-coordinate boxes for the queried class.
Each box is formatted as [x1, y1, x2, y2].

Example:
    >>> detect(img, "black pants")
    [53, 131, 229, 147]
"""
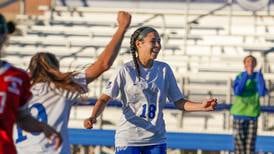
[60, 0, 88, 7]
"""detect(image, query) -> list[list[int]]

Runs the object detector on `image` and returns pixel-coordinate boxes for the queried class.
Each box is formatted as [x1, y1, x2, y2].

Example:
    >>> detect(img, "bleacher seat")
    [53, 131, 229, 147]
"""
[3, 2, 274, 138]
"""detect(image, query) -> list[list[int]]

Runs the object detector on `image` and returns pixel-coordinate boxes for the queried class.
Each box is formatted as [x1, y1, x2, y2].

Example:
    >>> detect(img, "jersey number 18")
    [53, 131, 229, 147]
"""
[140, 104, 156, 119]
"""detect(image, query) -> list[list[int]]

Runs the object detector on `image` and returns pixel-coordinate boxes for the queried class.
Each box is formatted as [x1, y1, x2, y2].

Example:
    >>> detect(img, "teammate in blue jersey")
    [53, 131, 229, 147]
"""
[84, 26, 218, 154]
[14, 11, 131, 154]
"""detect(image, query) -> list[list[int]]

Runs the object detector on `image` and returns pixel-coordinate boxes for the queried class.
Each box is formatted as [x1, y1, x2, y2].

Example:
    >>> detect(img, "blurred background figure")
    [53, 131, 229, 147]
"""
[0, 13, 62, 154]
[231, 55, 268, 154]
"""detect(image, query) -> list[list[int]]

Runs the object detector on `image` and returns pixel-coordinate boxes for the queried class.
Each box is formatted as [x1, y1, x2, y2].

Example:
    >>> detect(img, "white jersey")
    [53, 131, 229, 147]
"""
[103, 60, 184, 147]
[14, 73, 88, 154]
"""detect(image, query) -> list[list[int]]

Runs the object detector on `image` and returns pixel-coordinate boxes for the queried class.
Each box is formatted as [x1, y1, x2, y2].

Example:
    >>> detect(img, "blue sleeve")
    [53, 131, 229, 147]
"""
[166, 65, 184, 102]
[256, 71, 268, 96]
[233, 72, 248, 96]
[103, 67, 123, 98]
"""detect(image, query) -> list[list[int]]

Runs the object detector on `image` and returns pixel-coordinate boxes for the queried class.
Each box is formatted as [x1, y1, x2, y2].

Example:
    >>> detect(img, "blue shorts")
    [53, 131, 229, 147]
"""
[115, 143, 166, 154]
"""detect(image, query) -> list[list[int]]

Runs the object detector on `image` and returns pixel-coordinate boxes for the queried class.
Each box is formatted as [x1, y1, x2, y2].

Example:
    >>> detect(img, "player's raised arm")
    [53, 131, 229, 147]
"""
[85, 11, 131, 83]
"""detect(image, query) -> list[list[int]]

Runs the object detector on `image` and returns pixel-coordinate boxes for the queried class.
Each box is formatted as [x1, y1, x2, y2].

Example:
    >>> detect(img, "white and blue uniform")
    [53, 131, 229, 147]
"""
[103, 60, 184, 147]
[14, 73, 88, 154]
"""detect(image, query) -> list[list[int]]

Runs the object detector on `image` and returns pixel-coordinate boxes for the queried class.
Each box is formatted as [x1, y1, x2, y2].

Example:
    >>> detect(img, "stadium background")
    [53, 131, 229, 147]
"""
[1, 0, 274, 153]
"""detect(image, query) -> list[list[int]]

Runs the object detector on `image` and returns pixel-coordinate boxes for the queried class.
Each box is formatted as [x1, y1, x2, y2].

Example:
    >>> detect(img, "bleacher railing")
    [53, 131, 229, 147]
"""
[68, 128, 274, 153]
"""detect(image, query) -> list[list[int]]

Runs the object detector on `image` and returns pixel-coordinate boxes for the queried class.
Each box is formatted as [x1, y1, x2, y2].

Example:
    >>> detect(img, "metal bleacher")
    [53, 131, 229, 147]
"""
[2, 0, 274, 153]
[4, 0, 274, 120]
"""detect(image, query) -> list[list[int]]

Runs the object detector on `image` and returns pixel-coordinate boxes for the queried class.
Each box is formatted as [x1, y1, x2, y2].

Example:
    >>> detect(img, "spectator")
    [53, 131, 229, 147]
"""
[231, 55, 268, 154]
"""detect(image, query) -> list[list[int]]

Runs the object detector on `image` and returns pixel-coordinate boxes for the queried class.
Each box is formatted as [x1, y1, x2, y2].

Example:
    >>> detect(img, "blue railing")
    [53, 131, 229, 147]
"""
[72, 99, 274, 152]
[68, 128, 274, 152]
[78, 98, 274, 113]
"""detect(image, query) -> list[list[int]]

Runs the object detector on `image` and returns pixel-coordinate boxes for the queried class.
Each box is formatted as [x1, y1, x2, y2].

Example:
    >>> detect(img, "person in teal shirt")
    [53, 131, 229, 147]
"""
[231, 55, 268, 154]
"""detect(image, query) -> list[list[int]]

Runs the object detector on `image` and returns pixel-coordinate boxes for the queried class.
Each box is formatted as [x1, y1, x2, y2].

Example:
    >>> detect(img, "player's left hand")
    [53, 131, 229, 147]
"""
[201, 98, 217, 111]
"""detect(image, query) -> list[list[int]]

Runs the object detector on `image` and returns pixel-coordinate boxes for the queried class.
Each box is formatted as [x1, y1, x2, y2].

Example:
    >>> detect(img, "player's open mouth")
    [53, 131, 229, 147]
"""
[151, 48, 159, 54]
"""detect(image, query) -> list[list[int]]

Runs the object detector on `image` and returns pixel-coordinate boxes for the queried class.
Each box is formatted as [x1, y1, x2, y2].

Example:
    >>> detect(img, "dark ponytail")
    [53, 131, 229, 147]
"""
[0, 14, 15, 50]
[0, 14, 16, 35]
[130, 28, 143, 81]
[130, 26, 157, 81]
[7, 21, 16, 34]
[0, 14, 8, 35]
